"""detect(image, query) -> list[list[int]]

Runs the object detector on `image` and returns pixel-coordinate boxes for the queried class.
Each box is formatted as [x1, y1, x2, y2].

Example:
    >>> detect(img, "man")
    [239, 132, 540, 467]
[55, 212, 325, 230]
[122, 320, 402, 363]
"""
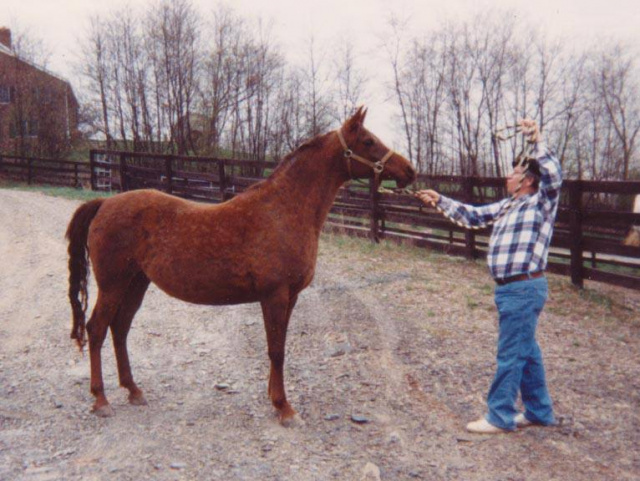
[416, 119, 562, 434]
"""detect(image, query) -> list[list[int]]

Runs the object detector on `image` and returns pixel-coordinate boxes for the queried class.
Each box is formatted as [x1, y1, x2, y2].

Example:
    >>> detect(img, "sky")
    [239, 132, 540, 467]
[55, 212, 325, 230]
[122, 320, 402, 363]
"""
[2, 0, 640, 145]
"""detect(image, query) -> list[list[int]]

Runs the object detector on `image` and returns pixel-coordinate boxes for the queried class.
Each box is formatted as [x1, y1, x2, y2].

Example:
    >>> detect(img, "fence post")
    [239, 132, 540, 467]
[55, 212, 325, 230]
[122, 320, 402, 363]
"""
[165, 156, 174, 194]
[369, 178, 380, 242]
[463, 177, 477, 259]
[27, 158, 33, 185]
[218, 159, 228, 202]
[568, 181, 584, 288]
[119, 153, 129, 191]
[73, 163, 79, 188]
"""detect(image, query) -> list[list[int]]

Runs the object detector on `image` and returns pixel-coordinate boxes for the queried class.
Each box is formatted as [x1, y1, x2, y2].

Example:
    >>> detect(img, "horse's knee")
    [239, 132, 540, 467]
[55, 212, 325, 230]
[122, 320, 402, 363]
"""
[87, 318, 109, 345]
[86, 319, 103, 337]
[86, 318, 95, 336]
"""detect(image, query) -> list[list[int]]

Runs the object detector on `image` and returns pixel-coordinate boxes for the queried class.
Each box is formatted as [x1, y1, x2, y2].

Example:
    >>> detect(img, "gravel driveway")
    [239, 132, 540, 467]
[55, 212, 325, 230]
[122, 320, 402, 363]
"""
[0, 188, 638, 480]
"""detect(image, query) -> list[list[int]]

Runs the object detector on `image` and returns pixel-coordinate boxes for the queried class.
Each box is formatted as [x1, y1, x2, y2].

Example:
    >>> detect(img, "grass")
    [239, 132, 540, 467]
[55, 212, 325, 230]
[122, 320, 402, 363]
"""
[323, 227, 638, 327]
[321, 230, 450, 264]
[549, 251, 640, 277]
[466, 296, 480, 309]
[578, 288, 614, 310]
[0, 181, 110, 201]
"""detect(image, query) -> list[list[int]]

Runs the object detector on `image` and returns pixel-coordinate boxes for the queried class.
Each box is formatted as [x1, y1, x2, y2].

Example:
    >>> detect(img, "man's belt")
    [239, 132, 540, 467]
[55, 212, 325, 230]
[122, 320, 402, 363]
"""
[495, 270, 544, 286]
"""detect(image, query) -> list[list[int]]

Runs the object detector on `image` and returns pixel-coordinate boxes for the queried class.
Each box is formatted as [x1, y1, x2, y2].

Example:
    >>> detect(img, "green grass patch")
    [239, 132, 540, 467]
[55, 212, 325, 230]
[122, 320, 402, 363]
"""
[466, 296, 480, 309]
[0, 182, 110, 201]
[478, 283, 494, 296]
[578, 288, 614, 310]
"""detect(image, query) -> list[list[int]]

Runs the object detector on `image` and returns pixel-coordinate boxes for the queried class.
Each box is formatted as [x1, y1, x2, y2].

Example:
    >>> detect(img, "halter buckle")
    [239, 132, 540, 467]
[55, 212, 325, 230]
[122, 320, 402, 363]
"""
[335, 129, 391, 179]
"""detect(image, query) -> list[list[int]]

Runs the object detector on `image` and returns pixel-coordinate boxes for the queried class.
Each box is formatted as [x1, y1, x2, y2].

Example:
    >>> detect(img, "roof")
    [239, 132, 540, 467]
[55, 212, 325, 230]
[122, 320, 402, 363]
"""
[0, 42, 74, 88]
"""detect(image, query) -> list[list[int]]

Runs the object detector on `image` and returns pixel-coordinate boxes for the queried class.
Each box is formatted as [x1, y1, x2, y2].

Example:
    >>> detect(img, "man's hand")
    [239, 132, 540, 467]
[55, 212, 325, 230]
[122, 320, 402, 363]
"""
[415, 189, 440, 206]
[518, 118, 542, 143]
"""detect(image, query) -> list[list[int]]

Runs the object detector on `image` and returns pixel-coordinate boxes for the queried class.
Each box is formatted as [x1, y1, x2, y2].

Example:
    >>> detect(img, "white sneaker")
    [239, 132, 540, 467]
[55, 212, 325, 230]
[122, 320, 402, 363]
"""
[466, 418, 506, 434]
[515, 413, 533, 427]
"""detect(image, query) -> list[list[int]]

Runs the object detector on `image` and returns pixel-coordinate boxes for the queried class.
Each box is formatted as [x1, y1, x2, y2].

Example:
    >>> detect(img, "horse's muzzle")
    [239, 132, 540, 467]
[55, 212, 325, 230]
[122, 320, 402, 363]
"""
[396, 165, 417, 188]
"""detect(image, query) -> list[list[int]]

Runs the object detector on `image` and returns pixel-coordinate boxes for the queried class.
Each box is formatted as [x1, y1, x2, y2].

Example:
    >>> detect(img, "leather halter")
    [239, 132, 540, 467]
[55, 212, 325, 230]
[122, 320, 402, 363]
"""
[335, 129, 394, 181]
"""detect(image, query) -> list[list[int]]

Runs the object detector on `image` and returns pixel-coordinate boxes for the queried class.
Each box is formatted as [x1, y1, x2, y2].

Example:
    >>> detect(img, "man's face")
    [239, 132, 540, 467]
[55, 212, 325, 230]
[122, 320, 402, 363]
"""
[506, 166, 527, 196]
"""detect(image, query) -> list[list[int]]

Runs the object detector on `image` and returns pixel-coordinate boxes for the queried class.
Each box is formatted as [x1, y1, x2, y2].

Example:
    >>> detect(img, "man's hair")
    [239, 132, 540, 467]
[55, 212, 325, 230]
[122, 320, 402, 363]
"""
[512, 157, 541, 190]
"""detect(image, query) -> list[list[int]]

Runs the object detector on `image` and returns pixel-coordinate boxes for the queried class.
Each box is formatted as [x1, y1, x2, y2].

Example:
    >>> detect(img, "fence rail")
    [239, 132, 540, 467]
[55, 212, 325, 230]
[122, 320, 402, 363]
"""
[1, 150, 639, 290]
[0, 154, 91, 187]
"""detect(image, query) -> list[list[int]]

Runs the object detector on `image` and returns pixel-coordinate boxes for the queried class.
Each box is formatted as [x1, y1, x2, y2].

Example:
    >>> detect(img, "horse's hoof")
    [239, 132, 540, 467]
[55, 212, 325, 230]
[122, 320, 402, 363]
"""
[280, 411, 304, 428]
[129, 394, 148, 406]
[92, 404, 115, 417]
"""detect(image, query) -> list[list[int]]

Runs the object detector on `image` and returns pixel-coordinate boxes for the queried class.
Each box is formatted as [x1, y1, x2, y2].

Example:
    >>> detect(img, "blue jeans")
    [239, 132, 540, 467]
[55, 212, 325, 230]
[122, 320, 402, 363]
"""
[486, 276, 555, 430]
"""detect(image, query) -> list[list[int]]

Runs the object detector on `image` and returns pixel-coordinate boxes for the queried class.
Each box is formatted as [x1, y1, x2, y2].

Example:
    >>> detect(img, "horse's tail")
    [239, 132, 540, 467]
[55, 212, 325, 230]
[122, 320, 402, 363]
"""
[65, 198, 104, 350]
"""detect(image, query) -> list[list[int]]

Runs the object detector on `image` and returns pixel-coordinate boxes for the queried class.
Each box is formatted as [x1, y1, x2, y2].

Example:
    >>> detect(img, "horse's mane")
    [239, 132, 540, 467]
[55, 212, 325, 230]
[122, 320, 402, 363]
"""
[242, 132, 332, 194]
[274, 132, 331, 172]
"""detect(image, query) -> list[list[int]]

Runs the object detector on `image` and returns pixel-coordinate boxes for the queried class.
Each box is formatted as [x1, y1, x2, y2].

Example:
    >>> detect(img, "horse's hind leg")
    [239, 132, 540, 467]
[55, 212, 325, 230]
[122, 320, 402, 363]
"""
[110, 272, 150, 406]
[261, 290, 298, 425]
[86, 290, 123, 417]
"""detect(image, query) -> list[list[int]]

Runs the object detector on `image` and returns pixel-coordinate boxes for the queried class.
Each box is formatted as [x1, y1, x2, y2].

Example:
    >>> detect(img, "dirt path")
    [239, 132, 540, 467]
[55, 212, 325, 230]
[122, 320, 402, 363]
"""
[0, 189, 639, 480]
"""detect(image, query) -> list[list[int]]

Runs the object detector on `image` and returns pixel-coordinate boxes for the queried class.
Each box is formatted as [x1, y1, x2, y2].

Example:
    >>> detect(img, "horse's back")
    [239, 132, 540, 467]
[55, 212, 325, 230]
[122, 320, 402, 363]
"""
[98, 188, 195, 217]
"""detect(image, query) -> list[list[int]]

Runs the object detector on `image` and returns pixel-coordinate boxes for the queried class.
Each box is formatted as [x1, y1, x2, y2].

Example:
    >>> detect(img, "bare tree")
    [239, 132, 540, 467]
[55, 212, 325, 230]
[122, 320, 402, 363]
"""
[596, 43, 640, 180]
[384, 16, 415, 166]
[242, 19, 283, 161]
[302, 36, 332, 138]
[553, 50, 587, 177]
[146, 0, 201, 154]
[332, 37, 367, 123]
[74, 3, 640, 181]
[198, 4, 243, 155]
[476, 16, 517, 177]
[271, 68, 307, 155]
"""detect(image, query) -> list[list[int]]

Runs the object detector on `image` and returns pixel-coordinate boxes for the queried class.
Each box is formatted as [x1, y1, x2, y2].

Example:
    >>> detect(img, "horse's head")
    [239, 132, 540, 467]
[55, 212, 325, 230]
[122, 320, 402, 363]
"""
[337, 107, 416, 188]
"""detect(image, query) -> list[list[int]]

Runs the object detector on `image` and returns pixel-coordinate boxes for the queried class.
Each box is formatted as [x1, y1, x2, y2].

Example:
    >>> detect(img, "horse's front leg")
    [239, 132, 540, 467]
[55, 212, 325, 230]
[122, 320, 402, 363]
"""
[260, 290, 298, 425]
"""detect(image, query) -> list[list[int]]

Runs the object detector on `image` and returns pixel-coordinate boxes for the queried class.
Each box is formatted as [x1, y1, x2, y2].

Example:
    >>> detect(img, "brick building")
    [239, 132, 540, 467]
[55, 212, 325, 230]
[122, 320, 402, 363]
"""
[0, 27, 79, 156]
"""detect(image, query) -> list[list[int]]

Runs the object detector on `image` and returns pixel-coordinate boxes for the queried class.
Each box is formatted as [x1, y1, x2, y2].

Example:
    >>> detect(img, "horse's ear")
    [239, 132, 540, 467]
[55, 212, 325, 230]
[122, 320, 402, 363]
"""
[360, 107, 368, 123]
[344, 106, 367, 133]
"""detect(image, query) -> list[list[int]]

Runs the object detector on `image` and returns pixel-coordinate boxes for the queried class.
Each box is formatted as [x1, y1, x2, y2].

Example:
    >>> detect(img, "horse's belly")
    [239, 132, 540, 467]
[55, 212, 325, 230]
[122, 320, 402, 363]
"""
[138, 232, 315, 306]
[152, 274, 259, 305]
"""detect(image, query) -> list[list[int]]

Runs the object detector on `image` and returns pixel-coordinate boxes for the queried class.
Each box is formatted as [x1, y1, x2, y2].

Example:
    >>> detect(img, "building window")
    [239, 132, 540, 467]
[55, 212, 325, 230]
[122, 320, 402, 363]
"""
[9, 120, 39, 138]
[31, 86, 54, 103]
[27, 120, 39, 137]
[0, 85, 11, 104]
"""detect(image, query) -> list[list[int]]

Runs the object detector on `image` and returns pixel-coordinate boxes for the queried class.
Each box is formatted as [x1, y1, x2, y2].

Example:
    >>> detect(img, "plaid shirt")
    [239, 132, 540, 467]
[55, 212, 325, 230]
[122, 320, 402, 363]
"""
[437, 143, 563, 280]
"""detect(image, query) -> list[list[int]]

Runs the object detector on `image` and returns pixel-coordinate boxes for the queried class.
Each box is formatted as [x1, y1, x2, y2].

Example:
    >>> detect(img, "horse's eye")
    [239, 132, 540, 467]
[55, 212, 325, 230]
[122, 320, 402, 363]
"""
[363, 139, 374, 147]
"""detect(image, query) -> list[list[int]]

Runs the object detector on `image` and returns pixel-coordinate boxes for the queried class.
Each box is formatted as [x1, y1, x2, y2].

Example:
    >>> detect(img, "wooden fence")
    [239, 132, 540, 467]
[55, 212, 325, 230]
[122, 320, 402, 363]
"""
[0, 154, 91, 187]
[1, 150, 639, 290]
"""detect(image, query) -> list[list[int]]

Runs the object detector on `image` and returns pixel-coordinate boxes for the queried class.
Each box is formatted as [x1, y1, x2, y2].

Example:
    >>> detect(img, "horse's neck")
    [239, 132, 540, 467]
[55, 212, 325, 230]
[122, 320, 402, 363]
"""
[270, 149, 346, 232]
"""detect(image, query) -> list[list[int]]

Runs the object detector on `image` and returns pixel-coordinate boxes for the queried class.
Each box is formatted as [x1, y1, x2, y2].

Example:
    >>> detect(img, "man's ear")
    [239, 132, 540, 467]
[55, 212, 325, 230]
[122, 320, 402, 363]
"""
[523, 173, 535, 188]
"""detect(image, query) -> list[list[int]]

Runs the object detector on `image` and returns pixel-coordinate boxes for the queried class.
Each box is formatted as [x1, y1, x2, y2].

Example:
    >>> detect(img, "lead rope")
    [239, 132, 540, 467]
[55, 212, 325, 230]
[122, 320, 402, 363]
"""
[380, 125, 536, 231]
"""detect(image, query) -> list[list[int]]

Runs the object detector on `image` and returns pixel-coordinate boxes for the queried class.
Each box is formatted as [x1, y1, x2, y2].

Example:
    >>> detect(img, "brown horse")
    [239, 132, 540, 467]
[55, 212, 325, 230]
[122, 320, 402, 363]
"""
[66, 107, 416, 424]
